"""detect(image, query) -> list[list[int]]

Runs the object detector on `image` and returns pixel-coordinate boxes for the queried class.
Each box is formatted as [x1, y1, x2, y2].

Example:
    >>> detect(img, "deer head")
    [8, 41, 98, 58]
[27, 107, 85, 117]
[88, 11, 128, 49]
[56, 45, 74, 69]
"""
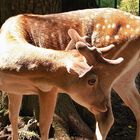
[59, 29, 124, 114]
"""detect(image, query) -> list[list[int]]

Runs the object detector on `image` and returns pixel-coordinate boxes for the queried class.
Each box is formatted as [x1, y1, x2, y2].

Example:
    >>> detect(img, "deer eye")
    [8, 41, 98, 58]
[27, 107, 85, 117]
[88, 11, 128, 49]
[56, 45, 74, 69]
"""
[88, 79, 96, 85]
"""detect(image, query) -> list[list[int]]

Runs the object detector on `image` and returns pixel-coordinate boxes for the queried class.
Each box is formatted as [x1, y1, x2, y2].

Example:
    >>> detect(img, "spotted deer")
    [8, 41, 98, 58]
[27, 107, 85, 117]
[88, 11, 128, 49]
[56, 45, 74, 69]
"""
[66, 9, 140, 140]
[0, 9, 124, 140]
[61, 8, 139, 139]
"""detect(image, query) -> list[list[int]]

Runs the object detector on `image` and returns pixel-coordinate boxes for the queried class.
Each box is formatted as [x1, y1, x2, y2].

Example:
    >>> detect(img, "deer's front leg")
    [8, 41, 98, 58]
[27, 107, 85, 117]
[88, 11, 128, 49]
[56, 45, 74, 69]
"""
[8, 94, 23, 140]
[94, 94, 114, 140]
[39, 87, 58, 140]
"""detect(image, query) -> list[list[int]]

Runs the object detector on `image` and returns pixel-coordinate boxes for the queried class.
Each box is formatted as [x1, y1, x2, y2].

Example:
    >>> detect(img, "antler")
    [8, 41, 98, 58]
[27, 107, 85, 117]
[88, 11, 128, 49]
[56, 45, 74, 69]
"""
[66, 29, 124, 65]
[67, 29, 116, 52]
[93, 48, 124, 65]
[96, 44, 115, 53]
[75, 41, 124, 65]
[65, 29, 90, 51]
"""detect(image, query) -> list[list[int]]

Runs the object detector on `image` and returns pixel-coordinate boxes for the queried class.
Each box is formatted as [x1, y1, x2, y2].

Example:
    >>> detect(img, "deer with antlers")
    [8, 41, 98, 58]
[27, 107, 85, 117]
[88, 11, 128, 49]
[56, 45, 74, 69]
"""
[62, 9, 140, 140]
[64, 8, 140, 140]
[0, 9, 124, 140]
[1, 7, 140, 140]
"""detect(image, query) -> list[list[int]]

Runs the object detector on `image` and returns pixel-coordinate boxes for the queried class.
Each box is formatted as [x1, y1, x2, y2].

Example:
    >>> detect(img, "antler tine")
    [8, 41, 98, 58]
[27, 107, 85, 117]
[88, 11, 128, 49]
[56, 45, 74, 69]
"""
[95, 49, 124, 65]
[75, 41, 88, 50]
[65, 40, 75, 51]
[68, 29, 81, 41]
[87, 46, 96, 51]
[98, 44, 115, 53]
[101, 56, 124, 65]
[66, 29, 90, 51]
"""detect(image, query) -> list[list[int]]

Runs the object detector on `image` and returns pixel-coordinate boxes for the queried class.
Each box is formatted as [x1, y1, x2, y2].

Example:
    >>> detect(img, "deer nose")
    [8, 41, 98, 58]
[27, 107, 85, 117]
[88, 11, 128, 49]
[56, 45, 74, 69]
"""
[90, 103, 108, 115]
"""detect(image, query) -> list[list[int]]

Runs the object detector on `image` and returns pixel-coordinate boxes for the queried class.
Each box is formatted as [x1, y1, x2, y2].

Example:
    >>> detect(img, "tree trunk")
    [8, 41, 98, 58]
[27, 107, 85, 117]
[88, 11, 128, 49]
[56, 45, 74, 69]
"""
[62, 0, 98, 12]
[139, 0, 140, 16]
[54, 94, 93, 139]
[114, 0, 118, 8]
[0, 0, 62, 26]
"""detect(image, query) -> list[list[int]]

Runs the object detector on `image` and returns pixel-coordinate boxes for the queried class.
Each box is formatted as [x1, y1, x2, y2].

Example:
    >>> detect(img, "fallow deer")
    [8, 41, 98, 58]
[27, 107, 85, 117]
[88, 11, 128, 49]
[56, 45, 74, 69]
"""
[1, 7, 140, 140]
[64, 9, 140, 140]
[0, 11, 123, 140]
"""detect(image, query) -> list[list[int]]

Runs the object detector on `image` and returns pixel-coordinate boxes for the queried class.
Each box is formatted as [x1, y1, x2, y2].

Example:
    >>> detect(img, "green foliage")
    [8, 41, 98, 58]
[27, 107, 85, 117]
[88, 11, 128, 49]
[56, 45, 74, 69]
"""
[101, 0, 115, 7]
[96, 0, 117, 8]
[96, 0, 139, 15]
[119, 0, 139, 15]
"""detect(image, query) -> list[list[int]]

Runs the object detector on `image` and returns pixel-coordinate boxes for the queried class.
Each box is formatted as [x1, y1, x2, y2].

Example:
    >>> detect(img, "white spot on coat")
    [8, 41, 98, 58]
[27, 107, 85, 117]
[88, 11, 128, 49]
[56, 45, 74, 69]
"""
[102, 26, 105, 29]
[107, 24, 111, 28]
[126, 24, 130, 29]
[96, 24, 101, 28]
[125, 32, 128, 35]
[112, 23, 116, 29]
[105, 35, 110, 41]
[114, 35, 119, 40]
[105, 19, 108, 23]
[136, 28, 140, 33]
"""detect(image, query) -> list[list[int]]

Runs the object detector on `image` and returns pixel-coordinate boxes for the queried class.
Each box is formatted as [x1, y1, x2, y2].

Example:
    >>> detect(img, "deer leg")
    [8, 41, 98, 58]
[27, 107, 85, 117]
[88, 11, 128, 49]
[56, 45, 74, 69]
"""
[94, 94, 114, 140]
[8, 94, 22, 140]
[113, 63, 140, 140]
[39, 88, 58, 140]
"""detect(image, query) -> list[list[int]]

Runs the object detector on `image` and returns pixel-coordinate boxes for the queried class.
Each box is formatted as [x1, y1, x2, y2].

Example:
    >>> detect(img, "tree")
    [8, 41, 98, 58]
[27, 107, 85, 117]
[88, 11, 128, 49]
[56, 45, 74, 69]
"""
[0, 0, 98, 139]
[119, 0, 139, 15]
[62, 0, 99, 12]
[114, 0, 118, 8]
[98, 0, 116, 8]
[139, 0, 140, 15]
[0, 0, 62, 26]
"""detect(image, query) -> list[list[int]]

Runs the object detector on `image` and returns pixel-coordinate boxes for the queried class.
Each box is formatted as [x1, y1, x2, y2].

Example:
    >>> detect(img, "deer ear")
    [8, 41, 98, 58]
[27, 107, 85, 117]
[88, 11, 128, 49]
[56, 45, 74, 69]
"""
[66, 58, 93, 78]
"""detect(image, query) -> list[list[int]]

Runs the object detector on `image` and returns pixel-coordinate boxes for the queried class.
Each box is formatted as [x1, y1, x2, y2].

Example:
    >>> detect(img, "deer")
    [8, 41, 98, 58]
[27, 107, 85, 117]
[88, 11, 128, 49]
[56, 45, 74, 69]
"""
[0, 11, 124, 140]
[1, 7, 140, 140]
[64, 9, 140, 140]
